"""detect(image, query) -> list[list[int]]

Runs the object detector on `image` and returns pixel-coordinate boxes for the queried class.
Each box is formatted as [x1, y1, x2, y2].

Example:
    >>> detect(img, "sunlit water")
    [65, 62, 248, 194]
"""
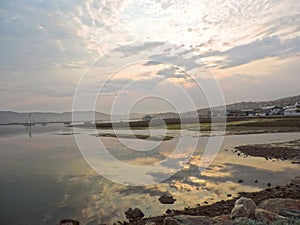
[0, 124, 299, 225]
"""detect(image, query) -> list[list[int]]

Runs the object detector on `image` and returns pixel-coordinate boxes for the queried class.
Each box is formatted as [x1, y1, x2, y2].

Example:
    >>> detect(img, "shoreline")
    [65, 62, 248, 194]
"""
[116, 138, 300, 225]
[118, 177, 300, 225]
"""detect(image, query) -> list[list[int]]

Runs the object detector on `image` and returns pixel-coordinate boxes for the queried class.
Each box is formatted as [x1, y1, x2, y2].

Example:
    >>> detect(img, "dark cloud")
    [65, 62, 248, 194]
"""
[156, 67, 187, 78]
[205, 36, 300, 69]
[148, 54, 202, 71]
[113, 41, 165, 57]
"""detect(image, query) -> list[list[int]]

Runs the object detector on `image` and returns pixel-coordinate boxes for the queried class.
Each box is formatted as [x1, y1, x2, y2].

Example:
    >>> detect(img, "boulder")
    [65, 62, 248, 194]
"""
[258, 198, 300, 214]
[159, 194, 176, 204]
[231, 197, 257, 219]
[255, 208, 285, 223]
[279, 209, 300, 218]
[231, 204, 248, 219]
[125, 208, 144, 222]
[59, 219, 80, 225]
[145, 222, 157, 225]
[163, 215, 214, 225]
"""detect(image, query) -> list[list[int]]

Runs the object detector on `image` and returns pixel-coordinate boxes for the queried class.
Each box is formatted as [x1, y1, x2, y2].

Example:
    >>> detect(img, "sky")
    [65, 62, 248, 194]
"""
[0, 0, 300, 113]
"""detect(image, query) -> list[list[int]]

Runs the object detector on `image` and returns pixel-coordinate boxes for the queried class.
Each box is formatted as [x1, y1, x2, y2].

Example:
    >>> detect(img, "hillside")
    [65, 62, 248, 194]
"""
[196, 95, 300, 114]
[0, 111, 111, 124]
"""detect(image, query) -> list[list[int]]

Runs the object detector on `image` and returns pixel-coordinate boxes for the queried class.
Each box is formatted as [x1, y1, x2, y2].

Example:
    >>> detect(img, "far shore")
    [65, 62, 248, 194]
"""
[69, 116, 300, 136]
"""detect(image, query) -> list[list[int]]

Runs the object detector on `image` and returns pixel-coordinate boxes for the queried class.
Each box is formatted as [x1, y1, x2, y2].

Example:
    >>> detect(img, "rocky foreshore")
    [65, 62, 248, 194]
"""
[58, 177, 300, 225]
[234, 139, 300, 164]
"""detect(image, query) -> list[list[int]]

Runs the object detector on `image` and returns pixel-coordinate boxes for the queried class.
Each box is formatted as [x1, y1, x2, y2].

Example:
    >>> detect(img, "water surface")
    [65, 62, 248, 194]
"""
[0, 124, 299, 225]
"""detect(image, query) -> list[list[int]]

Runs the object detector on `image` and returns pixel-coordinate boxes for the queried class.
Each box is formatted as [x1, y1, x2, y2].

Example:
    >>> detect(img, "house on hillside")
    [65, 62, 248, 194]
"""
[142, 115, 153, 121]
[284, 102, 300, 116]
[284, 108, 300, 116]
[261, 106, 284, 116]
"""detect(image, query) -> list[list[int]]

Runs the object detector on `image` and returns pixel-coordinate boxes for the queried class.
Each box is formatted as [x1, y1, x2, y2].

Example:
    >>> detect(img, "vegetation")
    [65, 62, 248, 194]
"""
[238, 218, 300, 225]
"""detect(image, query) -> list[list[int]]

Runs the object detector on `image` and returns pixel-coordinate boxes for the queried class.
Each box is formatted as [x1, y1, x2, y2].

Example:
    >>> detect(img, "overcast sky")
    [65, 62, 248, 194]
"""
[0, 0, 299, 113]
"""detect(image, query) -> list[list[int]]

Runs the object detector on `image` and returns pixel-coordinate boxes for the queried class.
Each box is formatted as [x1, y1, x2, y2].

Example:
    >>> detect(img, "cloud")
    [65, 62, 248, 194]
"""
[1, 0, 300, 111]
[113, 41, 165, 57]
[205, 36, 300, 69]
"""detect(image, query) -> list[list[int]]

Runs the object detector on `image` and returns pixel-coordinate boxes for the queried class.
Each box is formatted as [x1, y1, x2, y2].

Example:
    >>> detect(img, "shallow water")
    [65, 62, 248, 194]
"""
[0, 124, 299, 225]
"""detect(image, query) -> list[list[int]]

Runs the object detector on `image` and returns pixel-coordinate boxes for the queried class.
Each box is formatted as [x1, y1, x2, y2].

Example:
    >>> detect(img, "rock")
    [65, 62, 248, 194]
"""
[230, 197, 257, 219]
[159, 194, 176, 204]
[213, 215, 234, 225]
[267, 182, 272, 187]
[255, 208, 285, 223]
[214, 221, 234, 225]
[163, 217, 178, 225]
[233, 217, 248, 223]
[213, 215, 231, 221]
[59, 219, 80, 225]
[258, 198, 300, 214]
[230, 204, 248, 219]
[125, 208, 144, 222]
[279, 209, 300, 218]
[145, 222, 157, 225]
[166, 209, 173, 214]
[163, 215, 214, 225]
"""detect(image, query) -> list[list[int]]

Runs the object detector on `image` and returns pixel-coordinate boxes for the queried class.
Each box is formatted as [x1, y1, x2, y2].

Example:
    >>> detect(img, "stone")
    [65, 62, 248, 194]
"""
[255, 208, 285, 223]
[159, 194, 176, 204]
[145, 222, 157, 225]
[163, 215, 214, 225]
[230, 204, 248, 219]
[233, 217, 248, 223]
[214, 221, 234, 225]
[279, 209, 300, 218]
[258, 198, 300, 214]
[59, 219, 80, 225]
[230, 197, 257, 219]
[163, 217, 179, 225]
[125, 208, 144, 222]
[213, 215, 231, 221]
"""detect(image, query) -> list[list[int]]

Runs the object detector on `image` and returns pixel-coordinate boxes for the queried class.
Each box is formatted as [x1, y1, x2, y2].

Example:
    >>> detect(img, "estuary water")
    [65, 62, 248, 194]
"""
[0, 124, 299, 225]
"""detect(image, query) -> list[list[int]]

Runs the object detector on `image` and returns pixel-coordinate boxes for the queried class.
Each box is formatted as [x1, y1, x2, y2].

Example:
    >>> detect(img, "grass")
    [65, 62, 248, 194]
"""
[90, 117, 300, 135]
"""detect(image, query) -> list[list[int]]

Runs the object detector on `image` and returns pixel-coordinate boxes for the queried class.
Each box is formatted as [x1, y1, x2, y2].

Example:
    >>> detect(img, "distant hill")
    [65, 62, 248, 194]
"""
[224, 95, 300, 110]
[0, 111, 111, 124]
[1, 95, 299, 123]
[196, 95, 300, 115]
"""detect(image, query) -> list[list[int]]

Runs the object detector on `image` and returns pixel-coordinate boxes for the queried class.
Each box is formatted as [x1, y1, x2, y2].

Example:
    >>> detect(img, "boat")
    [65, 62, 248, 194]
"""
[23, 113, 35, 126]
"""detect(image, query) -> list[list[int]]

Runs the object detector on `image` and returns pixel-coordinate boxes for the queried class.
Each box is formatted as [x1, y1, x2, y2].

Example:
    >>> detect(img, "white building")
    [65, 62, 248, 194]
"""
[284, 102, 300, 116]
[261, 106, 283, 116]
[284, 108, 300, 116]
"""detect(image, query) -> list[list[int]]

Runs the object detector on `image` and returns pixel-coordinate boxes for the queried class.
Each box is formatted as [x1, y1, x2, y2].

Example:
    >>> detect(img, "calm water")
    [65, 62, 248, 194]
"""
[0, 124, 299, 225]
